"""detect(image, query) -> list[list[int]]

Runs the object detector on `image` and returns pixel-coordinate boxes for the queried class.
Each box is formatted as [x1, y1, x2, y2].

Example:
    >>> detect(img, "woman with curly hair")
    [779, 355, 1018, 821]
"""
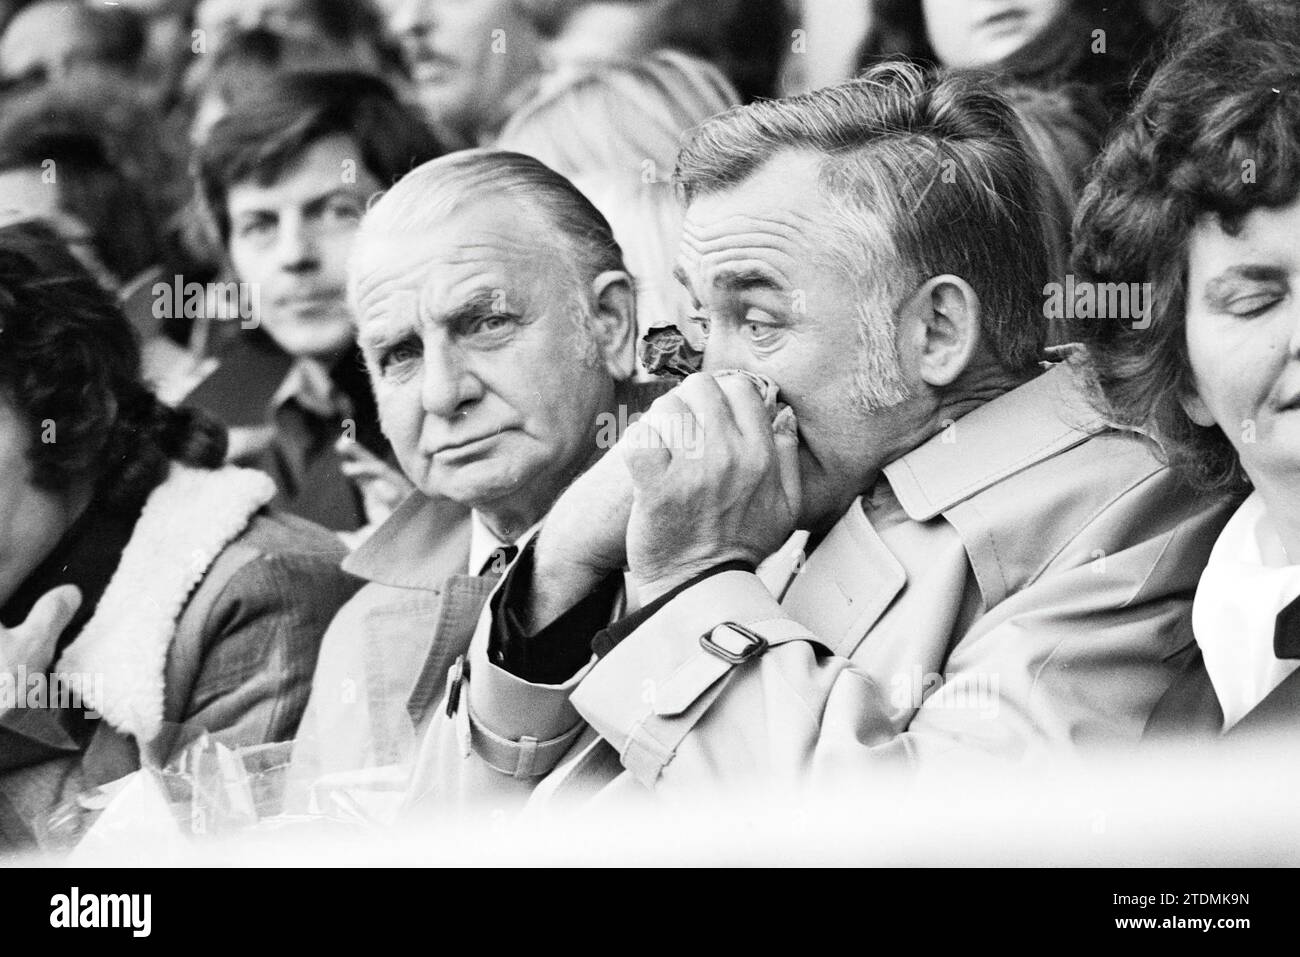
[1072, 1, 1300, 739]
[0, 220, 361, 851]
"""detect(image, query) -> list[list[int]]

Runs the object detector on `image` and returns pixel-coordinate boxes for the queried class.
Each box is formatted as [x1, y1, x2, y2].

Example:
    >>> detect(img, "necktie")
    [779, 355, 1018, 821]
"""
[1275, 594, 1300, 659]
[478, 544, 519, 578]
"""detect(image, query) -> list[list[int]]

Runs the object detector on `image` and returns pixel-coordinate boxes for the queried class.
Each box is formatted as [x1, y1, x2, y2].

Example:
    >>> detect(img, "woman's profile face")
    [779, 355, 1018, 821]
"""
[0, 396, 85, 606]
[1182, 195, 1300, 490]
[921, 0, 1070, 69]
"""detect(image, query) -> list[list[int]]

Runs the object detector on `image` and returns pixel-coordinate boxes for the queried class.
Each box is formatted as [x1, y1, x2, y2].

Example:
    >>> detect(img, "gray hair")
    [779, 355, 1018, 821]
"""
[497, 50, 739, 332]
[354, 149, 627, 360]
[676, 62, 1054, 408]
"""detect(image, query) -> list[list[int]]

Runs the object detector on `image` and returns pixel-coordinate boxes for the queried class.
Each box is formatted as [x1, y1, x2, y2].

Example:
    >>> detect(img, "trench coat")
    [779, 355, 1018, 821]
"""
[405, 358, 1238, 814]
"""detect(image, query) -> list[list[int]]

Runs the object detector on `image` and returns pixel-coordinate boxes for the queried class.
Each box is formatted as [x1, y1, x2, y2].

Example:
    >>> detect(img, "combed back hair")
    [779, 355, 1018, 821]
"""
[498, 51, 737, 332]
[676, 62, 1054, 379]
[1072, 1, 1300, 490]
[197, 70, 444, 244]
[0, 220, 227, 513]
[355, 150, 627, 357]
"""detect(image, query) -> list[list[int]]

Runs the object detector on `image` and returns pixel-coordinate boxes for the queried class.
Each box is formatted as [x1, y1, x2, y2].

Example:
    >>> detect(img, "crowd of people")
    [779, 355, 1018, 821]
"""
[0, 0, 1295, 855]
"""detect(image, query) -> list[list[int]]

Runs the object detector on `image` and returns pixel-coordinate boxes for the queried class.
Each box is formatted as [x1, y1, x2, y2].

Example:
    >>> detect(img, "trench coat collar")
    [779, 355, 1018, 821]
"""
[343, 493, 473, 592]
[883, 354, 1108, 523]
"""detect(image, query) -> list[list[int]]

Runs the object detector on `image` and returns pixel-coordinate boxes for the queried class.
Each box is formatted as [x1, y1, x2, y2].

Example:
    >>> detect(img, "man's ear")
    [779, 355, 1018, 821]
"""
[900, 274, 982, 388]
[589, 270, 638, 380]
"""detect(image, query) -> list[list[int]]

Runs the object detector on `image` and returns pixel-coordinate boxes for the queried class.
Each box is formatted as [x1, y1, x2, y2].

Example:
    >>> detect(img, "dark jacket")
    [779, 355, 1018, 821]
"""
[1146, 598, 1300, 740]
[183, 330, 390, 532]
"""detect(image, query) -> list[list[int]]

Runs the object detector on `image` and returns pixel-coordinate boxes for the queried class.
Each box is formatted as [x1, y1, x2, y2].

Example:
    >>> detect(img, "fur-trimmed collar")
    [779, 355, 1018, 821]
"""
[55, 465, 276, 743]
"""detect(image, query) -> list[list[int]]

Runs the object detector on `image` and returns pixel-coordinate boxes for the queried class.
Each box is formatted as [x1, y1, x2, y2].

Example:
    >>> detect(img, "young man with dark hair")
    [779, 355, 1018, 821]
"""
[187, 69, 444, 534]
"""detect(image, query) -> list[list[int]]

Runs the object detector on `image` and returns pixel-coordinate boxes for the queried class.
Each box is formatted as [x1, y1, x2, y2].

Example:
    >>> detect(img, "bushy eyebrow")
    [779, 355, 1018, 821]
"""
[673, 262, 790, 300]
[440, 289, 516, 331]
[358, 322, 411, 353]
[711, 266, 789, 293]
[358, 288, 517, 351]
[301, 188, 367, 216]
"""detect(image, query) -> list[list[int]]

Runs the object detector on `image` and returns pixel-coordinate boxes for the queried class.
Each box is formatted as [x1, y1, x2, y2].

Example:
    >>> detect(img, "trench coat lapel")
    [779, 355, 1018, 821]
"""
[360, 379, 672, 746]
[776, 358, 1101, 662]
[779, 501, 907, 659]
[388, 379, 671, 729]
[346, 494, 475, 763]
[358, 594, 447, 767]
[405, 575, 500, 729]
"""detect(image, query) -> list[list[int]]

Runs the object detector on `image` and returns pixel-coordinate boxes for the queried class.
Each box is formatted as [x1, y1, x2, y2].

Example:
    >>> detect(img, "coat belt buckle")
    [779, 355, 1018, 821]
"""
[700, 622, 768, 664]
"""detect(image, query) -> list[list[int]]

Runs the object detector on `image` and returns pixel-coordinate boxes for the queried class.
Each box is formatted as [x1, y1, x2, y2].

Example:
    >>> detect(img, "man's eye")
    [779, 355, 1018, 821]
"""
[473, 313, 516, 336]
[379, 342, 422, 371]
[323, 200, 365, 226]
[743, 312, 781, 343]
[237, 218, 275, 239]
[687, 313, 711, 337]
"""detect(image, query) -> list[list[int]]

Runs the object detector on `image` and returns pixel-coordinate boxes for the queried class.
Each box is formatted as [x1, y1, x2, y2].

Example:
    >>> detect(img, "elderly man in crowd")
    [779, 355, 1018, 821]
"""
[286, 150, 655, 813]
[404, 63, 1237, 812]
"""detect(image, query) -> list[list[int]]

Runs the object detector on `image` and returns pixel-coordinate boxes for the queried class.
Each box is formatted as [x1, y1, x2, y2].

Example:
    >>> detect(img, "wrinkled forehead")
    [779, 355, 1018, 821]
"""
[675, 151, 833, 296]
[351, 197, 567, 325]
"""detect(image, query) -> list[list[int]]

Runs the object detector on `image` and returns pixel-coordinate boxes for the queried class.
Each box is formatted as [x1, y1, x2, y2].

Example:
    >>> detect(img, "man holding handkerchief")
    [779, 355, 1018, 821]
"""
[406, 64, 1237, 814]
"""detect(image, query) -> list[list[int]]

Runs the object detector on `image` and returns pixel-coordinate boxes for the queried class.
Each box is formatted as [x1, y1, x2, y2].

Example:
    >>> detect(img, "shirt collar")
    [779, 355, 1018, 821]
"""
[1194, 492, 1300, 730]
[270, 358, 350, 420]
[468, 512, 543, 577]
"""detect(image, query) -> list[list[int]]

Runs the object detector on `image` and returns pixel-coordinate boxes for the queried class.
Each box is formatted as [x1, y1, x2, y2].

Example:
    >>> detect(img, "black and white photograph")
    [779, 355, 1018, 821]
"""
[0, 0, 1292, 930]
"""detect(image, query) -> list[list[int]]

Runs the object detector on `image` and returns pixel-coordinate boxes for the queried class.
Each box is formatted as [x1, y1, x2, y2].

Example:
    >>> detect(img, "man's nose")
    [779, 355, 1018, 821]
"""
[274, 213, 320, 274]
[699, 325, 750, 376]
[421, 334, 484, 418]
